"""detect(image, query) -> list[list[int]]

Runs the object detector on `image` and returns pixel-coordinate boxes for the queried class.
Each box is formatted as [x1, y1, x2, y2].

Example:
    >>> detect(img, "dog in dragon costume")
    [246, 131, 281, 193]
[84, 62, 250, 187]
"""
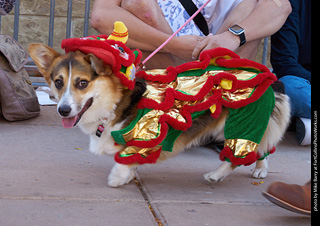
[28, 22, 290, 187]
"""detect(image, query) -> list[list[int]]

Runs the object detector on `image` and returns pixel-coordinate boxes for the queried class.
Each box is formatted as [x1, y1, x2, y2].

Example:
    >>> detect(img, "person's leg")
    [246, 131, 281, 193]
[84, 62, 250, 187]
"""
[91, 0, 171, 35]
[120, 0, 172, 34]
[91, 0, 183, 69]
[121, 0, 188, 69]
[121, 0, 184, 69]
[279, 75, 311, 145]
[216, 0, 261, 60]
[279, 75, 311, 119]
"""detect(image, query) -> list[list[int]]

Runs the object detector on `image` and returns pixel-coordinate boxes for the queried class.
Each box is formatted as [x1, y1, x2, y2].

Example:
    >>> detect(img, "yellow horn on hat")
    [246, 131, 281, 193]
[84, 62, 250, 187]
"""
[107, 21, 128, 44]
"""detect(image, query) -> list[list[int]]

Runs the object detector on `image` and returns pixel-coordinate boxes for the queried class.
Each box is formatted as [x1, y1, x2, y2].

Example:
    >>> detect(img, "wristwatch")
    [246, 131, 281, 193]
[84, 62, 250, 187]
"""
[228, 24, 246, 47]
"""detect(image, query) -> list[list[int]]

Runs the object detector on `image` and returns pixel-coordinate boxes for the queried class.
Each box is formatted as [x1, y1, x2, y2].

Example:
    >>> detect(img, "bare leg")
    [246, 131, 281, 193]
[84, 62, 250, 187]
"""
[216, 0, 261, 60]
[121, 0, 184, 69]
[121, 0, 172, 34]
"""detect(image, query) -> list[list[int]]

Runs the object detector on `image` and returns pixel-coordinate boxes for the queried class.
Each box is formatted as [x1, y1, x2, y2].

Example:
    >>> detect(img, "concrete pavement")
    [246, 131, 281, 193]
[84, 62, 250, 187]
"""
[0, 106, 311, 226]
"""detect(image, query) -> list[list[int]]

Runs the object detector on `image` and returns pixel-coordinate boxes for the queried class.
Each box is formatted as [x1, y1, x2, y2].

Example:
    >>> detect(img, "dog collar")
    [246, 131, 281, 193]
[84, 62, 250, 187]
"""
[96, 124, 105, 138]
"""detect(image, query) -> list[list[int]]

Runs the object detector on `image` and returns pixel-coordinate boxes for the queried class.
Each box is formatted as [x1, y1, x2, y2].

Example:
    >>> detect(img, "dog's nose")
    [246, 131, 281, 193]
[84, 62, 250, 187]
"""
[58, 105, 72, 117]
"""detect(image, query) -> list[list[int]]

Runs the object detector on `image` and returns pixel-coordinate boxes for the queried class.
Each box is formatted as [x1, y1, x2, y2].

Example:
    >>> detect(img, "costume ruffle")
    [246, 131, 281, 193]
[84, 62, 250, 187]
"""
[112, 47, 277, 165]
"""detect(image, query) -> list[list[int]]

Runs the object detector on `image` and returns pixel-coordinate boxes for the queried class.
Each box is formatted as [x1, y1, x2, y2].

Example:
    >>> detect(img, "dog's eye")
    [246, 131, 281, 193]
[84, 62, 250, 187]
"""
[76, 80, 89, 90]
[54, 79, 64, 89]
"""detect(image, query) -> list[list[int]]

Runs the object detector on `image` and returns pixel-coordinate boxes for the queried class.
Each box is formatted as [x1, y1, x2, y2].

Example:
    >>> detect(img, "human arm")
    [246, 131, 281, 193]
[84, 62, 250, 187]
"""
[192, 0, 292, 59]
[90, 0, 202, 62]
[270, 0, 311, 82]
[91, 0, 170, 51]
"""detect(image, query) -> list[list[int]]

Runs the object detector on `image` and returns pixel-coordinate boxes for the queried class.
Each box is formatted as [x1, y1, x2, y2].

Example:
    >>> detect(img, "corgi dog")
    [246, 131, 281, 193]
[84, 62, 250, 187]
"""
[28, 24, 290, 188]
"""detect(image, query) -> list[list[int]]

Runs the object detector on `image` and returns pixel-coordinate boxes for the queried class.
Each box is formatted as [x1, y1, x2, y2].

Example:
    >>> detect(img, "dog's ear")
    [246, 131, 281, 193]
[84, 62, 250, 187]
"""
[85, 53, 112, 76]
[28, 43, 60, 75]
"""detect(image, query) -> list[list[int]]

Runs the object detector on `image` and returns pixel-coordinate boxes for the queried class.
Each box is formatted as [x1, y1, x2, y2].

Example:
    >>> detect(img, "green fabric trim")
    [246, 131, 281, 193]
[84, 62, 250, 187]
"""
[224, 87, 275, 144]
[258, 152, 270, 161]
[133, 50, 139, 59]
[111, 108, 152, 145]
[161, 128, 183, 151]
[161, 110, 208, 151]
[177, 65, 261, 78]
[119, 153, 136, 157]
[177, 90, 192, 95]
[120, 66, 126, 74]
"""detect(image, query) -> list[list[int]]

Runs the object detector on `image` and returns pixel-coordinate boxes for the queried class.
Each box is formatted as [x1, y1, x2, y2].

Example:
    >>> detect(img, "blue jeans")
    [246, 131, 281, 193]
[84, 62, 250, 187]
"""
[279, 75, 311, 119]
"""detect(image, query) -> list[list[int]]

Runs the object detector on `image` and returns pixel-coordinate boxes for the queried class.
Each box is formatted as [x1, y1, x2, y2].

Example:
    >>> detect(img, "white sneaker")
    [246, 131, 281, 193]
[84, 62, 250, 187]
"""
[296, 118, 311, 146]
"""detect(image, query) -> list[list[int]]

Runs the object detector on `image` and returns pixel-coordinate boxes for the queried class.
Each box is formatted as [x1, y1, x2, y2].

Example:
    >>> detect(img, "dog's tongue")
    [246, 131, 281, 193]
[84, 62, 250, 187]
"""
[61, 117, 77, 129]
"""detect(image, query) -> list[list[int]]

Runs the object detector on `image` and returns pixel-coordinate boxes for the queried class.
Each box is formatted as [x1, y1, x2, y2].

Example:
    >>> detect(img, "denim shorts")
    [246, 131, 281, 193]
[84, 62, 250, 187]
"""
[279, 75, 311, 119]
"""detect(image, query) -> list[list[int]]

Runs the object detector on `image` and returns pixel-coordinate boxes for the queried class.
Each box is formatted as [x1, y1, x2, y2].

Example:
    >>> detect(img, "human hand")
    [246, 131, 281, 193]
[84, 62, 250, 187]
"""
[166, 35, 205, 62]
[192, 31, 240, 60]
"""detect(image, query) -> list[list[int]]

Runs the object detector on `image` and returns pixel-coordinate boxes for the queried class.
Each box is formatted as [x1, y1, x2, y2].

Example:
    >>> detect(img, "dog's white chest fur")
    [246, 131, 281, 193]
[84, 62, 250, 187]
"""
[79, 121, 124, 156]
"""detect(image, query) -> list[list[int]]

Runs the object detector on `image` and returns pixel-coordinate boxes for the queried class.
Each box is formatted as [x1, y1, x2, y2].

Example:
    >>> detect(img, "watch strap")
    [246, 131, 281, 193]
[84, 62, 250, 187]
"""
[239, 32, 246, 47]
[229, 25, 246, 47]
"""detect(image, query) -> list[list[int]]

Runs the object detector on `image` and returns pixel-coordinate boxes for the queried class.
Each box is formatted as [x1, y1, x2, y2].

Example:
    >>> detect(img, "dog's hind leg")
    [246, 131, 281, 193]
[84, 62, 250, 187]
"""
[204, 161, 236, 183]
[252, 157, 269, 179]
[108, 163, 136, 187]
[251, 91, 290, 179]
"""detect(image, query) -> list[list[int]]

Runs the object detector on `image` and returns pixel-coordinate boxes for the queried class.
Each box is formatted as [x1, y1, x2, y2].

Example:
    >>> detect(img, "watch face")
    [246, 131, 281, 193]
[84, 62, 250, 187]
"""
[230, 25, 243, 33]
[229, 25, 246, 47]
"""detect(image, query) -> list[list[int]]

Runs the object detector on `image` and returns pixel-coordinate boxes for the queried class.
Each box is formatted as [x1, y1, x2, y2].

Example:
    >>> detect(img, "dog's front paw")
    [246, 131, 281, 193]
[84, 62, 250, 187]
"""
[252, 158, 268, 179]
[204, 171, 226, 182]
[108, 163, 135, 187]
[252, 167, 268, 179]
[204, 161, 234, 183]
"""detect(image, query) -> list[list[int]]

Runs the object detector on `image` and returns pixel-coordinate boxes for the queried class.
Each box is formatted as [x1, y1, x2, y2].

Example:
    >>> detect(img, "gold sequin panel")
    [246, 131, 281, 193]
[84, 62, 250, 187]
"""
[224, 139, 259, 157]
[223, 70, 257, 81]
[122, 110, 163, 141]
[119, 145, 162, 158]
[222, 87, 254, 102]
[122, 109, 187, 143]
[143, 69, 257, 104]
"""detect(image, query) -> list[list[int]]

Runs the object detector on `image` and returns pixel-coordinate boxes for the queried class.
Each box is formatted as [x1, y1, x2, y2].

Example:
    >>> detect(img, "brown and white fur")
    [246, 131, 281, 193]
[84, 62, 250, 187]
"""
[28, 43, 291, 187]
